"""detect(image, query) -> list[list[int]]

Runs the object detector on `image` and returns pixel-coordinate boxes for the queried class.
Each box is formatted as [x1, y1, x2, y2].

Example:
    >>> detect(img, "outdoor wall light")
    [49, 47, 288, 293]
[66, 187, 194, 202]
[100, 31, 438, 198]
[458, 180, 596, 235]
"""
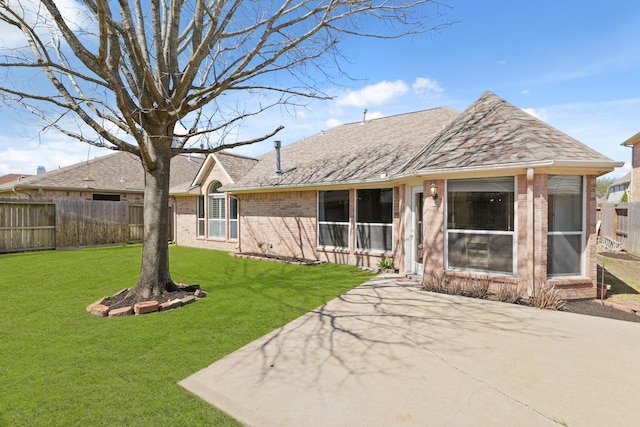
[430, 182, 438, 200]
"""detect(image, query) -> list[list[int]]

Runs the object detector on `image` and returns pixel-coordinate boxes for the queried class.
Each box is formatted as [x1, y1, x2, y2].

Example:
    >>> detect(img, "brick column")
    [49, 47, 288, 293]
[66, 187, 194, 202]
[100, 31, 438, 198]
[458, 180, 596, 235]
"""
[422, 179, 445, 273]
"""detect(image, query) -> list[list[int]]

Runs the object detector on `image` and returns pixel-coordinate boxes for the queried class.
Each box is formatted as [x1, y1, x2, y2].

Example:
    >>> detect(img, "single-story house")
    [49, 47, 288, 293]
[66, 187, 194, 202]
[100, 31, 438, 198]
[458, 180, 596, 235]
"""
[0, 151, 203, 204]
[185, 91, 622, 299]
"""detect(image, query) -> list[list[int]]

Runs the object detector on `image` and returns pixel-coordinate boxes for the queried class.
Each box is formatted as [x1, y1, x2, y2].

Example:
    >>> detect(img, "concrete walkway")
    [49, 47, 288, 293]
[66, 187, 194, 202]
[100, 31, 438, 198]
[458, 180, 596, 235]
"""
[180, 275, 640, 426]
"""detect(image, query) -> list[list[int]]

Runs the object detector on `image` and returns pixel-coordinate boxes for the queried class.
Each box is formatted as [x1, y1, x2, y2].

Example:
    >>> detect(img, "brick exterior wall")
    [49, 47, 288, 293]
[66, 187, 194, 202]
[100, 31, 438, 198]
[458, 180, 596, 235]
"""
[238, 190, 318, 260]
[237, 187, 402, 268]
[422, 179, 445, 272]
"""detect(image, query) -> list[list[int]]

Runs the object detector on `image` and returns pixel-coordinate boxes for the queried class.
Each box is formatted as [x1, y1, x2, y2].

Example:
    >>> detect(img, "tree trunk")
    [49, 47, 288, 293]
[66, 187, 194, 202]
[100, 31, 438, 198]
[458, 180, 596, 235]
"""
[127, 143, 178, 300]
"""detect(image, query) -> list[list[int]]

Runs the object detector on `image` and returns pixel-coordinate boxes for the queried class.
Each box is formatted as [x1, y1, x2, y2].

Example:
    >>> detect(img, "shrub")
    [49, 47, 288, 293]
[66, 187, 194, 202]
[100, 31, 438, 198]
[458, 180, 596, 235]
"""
[494, 283, 523, 304]
[529, 283, 566, 310]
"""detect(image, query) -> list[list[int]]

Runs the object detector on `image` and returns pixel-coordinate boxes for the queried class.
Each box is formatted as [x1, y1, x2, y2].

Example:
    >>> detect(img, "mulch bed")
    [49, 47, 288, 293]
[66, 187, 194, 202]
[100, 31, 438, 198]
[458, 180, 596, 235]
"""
[231, 252, 323, 265]
[101, 285, 200, 310]
[563, 299, 640, 323]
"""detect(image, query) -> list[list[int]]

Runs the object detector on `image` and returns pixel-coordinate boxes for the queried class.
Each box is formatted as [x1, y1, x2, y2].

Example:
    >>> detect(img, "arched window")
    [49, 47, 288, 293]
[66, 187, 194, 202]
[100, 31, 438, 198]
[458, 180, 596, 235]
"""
[208, 181, 225, 239]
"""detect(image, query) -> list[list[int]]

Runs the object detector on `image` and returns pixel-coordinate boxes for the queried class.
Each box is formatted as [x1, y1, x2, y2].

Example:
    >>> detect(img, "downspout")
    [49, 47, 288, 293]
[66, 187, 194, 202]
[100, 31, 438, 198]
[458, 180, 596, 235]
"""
[12, 186, 32, 199]
[527, 168, 535, 297]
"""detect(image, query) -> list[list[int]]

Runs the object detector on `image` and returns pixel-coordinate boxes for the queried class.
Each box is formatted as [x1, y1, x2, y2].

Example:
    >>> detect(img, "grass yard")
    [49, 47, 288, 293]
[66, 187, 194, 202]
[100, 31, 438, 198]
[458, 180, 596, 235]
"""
[0, 245, 374, 426]
[598, 251, 640, 304]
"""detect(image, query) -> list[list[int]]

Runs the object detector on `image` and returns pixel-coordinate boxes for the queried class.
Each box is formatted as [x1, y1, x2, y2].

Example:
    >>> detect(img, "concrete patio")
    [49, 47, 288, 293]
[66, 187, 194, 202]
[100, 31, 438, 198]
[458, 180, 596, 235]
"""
[180, 274, 640, 426]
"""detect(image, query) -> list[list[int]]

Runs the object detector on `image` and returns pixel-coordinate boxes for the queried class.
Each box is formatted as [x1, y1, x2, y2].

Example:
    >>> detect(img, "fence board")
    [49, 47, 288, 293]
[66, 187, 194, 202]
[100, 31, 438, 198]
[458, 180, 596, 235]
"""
[598, 201, 640, 256]
[0, 201, 55, 252]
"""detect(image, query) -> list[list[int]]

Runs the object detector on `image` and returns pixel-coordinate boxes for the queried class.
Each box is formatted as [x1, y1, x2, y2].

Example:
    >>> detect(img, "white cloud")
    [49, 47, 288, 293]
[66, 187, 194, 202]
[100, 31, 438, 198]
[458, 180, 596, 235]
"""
[521, 89, 529, 95]
[325, 118, 343, 128]
[522, 107, 548, 121]
[336, 80, 409, 107]
[412, 77, 443, 94]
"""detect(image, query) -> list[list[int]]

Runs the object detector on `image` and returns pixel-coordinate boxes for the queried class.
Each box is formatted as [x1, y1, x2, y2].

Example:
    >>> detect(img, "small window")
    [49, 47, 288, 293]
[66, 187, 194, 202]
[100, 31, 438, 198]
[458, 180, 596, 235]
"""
[92, 194, 121, 201]
[318, 190, 350, 248]
[208, 182, 225, 239]
[229, 197, 238, 240]
[197, 196, 205, 237]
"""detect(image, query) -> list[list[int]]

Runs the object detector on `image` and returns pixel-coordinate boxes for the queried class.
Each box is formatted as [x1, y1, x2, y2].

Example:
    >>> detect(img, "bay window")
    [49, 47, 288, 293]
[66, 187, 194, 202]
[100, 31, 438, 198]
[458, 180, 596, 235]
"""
[447, 177, 515, 274]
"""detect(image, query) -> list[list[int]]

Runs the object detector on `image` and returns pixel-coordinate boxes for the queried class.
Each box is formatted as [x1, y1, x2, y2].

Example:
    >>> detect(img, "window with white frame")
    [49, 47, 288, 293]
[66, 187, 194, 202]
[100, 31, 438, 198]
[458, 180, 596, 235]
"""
[318, 190, 349, 248]
[229, 196, 238, 240]
[197, 195, 205, 237]
[356, 188, 393, 252]
[447, 177, 515, 274]
[208, 181, 225, 239]
[547, 175, 583, 276]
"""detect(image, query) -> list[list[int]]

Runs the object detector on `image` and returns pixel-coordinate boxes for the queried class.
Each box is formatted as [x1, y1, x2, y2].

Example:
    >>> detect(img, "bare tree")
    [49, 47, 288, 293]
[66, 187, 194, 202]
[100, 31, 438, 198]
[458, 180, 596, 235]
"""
[0, 0, 450, 300]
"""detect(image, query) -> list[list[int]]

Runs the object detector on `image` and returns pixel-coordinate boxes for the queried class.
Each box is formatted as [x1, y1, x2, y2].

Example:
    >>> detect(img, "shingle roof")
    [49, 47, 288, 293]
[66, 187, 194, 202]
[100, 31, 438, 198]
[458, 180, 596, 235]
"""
[215, 151, 259, 182]
[0, 151, 204, 193]
[227, 107, 460, 190]
[401, 91, 616, 174]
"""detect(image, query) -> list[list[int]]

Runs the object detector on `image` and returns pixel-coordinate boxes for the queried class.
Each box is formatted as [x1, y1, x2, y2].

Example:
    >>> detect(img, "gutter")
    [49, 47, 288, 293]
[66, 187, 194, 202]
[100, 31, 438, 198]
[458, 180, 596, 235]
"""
[224, 159, 623, 194]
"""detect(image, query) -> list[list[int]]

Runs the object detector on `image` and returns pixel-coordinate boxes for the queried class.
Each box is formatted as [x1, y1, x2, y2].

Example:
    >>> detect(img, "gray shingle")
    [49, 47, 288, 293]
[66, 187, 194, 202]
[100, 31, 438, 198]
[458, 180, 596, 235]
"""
[0, 151, 203, 193]
[228, 107, 460, 189]
[401, 92, 615, 173]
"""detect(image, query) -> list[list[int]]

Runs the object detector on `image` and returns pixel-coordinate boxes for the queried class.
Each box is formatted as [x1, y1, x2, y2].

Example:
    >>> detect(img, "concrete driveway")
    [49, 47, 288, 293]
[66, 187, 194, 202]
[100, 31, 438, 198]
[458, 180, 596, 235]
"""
[180, 275, 640, 426]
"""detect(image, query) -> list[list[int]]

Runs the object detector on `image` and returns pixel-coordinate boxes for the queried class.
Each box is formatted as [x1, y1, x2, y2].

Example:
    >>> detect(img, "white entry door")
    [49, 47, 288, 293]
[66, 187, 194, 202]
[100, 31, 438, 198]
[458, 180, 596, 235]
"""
[411, 186, 424, 275]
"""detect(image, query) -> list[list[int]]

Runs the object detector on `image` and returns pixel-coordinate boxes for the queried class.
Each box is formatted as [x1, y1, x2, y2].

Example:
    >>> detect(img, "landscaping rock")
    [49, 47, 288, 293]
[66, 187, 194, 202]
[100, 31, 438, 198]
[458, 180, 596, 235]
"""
[134, 300, 159, 314]
[160, 299, 183, 311]
[181, 295, 196, 305]
[87, 303, 110, 317]
[194, 289, 207, 298]
[108, 306, 133, 317]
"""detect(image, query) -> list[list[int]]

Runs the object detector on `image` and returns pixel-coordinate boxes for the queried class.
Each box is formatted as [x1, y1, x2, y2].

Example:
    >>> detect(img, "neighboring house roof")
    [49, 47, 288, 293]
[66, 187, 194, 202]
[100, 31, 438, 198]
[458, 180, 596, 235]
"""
[622, 131, 640, 147]
[226, 91, 621, 192]
[0, 151, 204, 194]
[400, 91, 617, 176]
[227, 106, 461, 190]
[0, 174, 31, 186]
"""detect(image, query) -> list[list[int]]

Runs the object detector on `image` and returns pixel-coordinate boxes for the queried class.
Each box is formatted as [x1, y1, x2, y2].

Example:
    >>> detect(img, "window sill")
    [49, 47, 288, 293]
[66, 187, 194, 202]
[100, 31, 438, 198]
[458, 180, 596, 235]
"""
[354, 250, 392, 256]
[316, 247, 350, 253]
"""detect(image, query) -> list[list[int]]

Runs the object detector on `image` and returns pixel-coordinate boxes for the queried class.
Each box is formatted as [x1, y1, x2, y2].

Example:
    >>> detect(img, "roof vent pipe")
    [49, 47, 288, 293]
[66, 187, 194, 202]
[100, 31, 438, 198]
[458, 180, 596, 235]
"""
[362, 109, 367, 124]
[274, 140, 282, 175]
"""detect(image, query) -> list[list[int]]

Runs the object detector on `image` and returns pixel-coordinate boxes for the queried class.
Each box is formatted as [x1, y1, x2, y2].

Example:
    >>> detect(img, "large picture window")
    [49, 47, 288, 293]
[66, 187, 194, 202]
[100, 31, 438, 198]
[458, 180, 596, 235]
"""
[208, 181, 225, 239]
[356, 188, 393, 252]
[318, 190, 350, 248]
[447, 177, 515, 274]
[547, 175, 583, 276]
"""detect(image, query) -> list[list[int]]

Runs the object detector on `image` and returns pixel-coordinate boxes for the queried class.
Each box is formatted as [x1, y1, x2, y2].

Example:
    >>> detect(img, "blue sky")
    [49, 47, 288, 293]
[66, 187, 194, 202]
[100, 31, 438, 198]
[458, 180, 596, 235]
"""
[1, 0, 638, 178]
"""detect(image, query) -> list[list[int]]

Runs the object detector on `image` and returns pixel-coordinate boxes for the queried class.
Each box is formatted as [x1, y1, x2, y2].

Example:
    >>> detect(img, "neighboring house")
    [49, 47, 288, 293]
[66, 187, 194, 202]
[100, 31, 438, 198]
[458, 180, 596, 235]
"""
[0, 174, 32, 186]
[186, 91, 620, 299]
[605, 172, 630, 202]
[0, 151, 203, 204]
[622, 131, 640, 201]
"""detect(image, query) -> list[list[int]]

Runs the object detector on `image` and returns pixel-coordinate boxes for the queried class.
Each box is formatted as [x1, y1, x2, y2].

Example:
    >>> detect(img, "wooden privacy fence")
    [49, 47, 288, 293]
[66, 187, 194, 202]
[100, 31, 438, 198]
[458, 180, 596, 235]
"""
[597, 201, 640, 256]
[0, 200, 145, 253]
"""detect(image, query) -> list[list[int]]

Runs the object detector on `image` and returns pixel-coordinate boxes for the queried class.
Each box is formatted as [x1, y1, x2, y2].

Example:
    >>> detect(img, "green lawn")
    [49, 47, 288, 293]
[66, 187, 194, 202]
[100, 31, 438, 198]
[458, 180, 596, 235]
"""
[0, 245, 374, 426]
